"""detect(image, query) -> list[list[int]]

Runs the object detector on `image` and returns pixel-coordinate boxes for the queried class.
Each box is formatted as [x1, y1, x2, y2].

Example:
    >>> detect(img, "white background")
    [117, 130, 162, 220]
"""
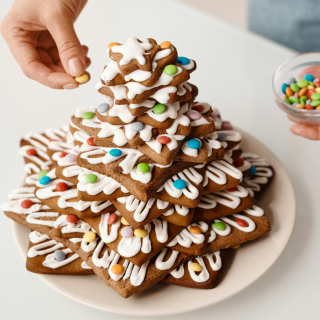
[0, 0, 319, 319]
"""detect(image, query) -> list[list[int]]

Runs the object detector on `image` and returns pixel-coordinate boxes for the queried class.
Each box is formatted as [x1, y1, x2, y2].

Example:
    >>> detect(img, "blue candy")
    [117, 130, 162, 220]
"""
[97, 103, 109, 114]
[177, 56, 190, 65]
[217, 132, 227, 141]
[39, 176, 51, 185]
[173, 179, 187, 190]
[282, 83, 288, 94]
[54, 250, 65, 261]
[109, 149, 122, 157]
[249, 166, 257, 175]
[303, 74, 314, 82]
[187, 139, 201, 149]
[287, 77, 296, 85]
[131, 122, 145, 132]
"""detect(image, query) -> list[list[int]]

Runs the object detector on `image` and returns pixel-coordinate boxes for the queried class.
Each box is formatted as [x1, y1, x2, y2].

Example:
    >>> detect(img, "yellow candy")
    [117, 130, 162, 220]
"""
[190, 262, 203, 272]
[108, 42, 120, 50]
[160, 41, 171, 49]
[83, 231, 96, 242]
[121, 217, 129, 225]
[190, 226, 202, 234]
[231, 244, 241, 249]
[111, 264, 124, 275]
[315, 88, 320, 93]
[307, 85, 315, 90]
[316, 106, 320, 110]
[295, 104, 304, 109]
[134, 229, 148, 238]
[75, 74, 88, 83]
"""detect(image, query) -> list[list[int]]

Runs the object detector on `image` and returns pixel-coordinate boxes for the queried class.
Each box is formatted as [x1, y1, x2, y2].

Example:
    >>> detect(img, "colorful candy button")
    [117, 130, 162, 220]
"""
[217, 132, 227, 141]
[121, 226, 133, 238]
[187, 139, 201, 149]
[66, 215, 78, 224]
[177, 56, 190, 65]
[53, 250, 65, 261]
[111, 264, 124, 275]
[26, 148, 37, 156]
[160, 41, 171, 49]
[39, 176, 51, 185]
[21, 199, 33, 209]
[85, 174, 97, 184]
[297, 79, 309, 88]
[192, 104, 205, 113]
[108, 42, 120, 50]
[131, 122, 144, 132]
[249, 166, 257, 175]
[56, 182, 68, 192]
[233, 157, 244, 167]
[134, 229, 148, 238]
[310, 100, 320, 107]
[188, 112, 201, 121]
[311, 93, 320, 100]
[286, 86, 294, 97]
[214, 222, 226, 231]
[137, 163, 150, 173]
[305, 105, 314, 110]
[83, 231, 96, 242]
[153, 104, 166, 114]
[164, 65, 177, 76]
[190, 263, 202, 272]
[75, 74, 88, 83]
[303, 74, 315, 82]
[237, 219, 249, 228]
[290, 83, 299, 93]
[281, 83, 288, 94]
[227, 187, 238, 192]
[38, 171, 48, 179]
[109, 149, 122, 157]
[82, 111, 95, 119]
[97, 103, 109, 114]
[121, 217, 130, 226]
[222, 122, 233, 130]
[60, 152, 68, 158]
[173, 179, 186, 190]
[65, 154, 77, 162]
[87, 137, 96, 146]
[190, 226, 202, 234]
[107, 213, 118, 225]
[158, 136, 171, 144]
[288, 96, 299, 104]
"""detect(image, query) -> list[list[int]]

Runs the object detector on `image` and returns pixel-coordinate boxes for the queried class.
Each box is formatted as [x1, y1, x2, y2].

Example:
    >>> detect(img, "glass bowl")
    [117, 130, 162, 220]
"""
[272, 52, 320, 125]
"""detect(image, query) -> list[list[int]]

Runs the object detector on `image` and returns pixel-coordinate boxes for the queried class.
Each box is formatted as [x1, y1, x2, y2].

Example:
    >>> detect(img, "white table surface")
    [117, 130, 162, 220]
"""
[0, 0, 318, 319]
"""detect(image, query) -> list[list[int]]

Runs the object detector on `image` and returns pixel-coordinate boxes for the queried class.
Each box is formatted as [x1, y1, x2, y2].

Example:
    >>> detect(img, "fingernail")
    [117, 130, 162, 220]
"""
[68, 58, 84, 77]
[63, 84, 78, 90]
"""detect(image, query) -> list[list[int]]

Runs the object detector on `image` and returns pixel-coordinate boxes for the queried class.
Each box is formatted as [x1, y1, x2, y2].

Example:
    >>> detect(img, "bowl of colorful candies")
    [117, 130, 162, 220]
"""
[272, 52, 320, 125]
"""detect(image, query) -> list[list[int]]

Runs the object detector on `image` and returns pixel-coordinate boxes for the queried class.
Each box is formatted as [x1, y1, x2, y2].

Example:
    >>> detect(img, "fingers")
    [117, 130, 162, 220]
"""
[299, 66, 320, 79]
[290, 123, 320, 140]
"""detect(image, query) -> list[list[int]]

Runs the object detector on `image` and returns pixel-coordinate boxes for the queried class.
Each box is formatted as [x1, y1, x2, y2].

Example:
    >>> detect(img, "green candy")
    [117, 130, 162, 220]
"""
[153, 104, 166, 114]
[309, 81, 315, 87]
[82, 112, 95, 119]
[164, 65, 177, 75]
[300, 99, 305, 106]
[297, 79, 309, 88]
[311, 93, 320, 100]
[137, 163, 150, 173]
[288, 96, 299, 104]
[300, 95, 307, 102]
[214, 222, 226, 231]
[38, 171, 48, 179]
[85, 173, 97, 183]
[310, 100, 320, 107]
[290, 83, 300, 93]
[284, 98, 291, 104]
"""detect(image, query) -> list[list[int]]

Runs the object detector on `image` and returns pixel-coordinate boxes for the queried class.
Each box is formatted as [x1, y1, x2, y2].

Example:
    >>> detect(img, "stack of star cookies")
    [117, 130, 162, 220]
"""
[1, 37, 274, 298]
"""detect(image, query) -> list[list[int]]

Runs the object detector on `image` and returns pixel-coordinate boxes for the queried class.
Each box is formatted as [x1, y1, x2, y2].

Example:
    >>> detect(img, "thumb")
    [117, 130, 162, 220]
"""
[47, 18, 86, 77]
[290, 122, 320, 140]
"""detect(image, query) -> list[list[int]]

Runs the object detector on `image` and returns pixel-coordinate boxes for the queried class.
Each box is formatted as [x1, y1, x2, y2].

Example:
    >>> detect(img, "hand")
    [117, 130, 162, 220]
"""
[1, 0, 90, 89]
[288, 116, 320, 140]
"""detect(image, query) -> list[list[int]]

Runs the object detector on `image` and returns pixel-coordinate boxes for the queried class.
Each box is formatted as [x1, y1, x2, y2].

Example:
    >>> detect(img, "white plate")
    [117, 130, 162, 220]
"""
[12, 128, 296, 316]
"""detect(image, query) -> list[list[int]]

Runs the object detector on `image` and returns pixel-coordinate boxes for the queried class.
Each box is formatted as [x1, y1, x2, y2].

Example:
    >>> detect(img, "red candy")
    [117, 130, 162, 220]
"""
[192, 104, 204, 113]
[21, 199, 33, 209]
[108, 213, 118, 225]
[233, 157, 244, 167]
[305, 105, 314, 110]
[87, 137, 96, 146]
[26, 149, 37, 156]
[66, 215, 78, 224]
[314, 78, 320, 87]
[60, 152, 68, 158]
[222, 122, 233, 130]
[227, 187, 238, 192]
[307, 89, 315, 99]
[56, 182, 68, 192]
[237, 218, 249, 228]
[158, 136, 171, 144]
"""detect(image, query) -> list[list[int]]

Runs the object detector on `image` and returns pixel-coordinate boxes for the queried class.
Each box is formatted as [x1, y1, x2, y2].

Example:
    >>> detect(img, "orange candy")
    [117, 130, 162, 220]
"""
[160, 41, 171, 49]
[190, 226, 202, 234]
[298, 87, 307, 97]
[108, 42, 120, 50]
[285, 87, 293, 97]
[111, 264, 124, 275]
